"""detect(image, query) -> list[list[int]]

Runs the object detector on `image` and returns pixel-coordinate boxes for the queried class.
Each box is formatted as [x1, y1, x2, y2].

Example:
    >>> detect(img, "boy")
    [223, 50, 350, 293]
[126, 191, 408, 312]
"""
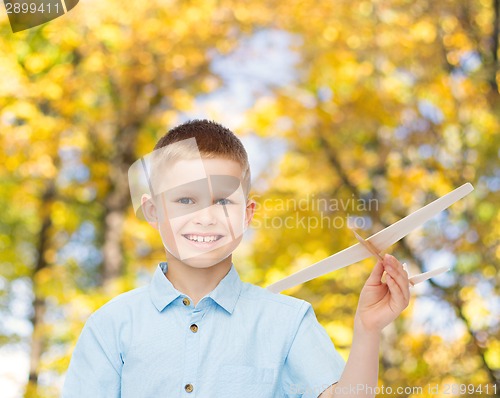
[62, 119, 410, 398]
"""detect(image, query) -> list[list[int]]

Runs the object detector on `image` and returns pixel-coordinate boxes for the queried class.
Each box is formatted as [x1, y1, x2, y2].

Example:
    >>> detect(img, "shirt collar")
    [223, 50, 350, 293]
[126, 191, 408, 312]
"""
[149, 262, 242, 314]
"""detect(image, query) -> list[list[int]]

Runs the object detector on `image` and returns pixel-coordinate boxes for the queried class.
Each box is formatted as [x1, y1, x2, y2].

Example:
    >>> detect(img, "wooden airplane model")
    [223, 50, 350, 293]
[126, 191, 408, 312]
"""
[266, 183, 474, 293]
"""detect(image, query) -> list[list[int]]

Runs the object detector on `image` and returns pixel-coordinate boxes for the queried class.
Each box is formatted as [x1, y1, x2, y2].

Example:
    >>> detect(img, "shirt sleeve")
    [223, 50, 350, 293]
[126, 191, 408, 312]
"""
[61, 315, 122, 398]
[281, 302, 346, 398]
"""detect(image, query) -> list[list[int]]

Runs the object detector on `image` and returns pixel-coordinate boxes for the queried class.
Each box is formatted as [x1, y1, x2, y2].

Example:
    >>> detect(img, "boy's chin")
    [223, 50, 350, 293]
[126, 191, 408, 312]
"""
[164, 246, 233, 269]
[177, 254, 232, 269]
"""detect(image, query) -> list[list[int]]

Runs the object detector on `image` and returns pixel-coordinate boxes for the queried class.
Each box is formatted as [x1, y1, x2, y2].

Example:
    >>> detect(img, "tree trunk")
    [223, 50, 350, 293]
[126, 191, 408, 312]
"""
[24, 182, 55, 397]
[100, 121, 141, 289]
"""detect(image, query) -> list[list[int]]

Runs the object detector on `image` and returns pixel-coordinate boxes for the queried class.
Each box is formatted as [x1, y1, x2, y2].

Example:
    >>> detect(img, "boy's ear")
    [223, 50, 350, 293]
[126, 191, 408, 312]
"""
[141, 194, 159, 229]
[244, 198, 256, 228]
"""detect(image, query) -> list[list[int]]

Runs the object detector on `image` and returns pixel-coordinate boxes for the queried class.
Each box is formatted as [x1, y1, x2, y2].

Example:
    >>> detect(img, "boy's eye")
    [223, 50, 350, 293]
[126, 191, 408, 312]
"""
[215, 198, 232, 205]
[177, 198, 194, 204]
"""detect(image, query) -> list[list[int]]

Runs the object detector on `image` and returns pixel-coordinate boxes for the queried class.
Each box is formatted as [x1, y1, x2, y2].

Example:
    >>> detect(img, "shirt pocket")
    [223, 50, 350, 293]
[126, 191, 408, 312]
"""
[215, 364, 275, 398]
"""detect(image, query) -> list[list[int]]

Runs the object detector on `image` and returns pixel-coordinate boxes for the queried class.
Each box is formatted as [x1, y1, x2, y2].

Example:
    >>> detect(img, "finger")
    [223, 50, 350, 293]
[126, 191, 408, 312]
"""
[388, 267, 410, 306]
[384, 253, 404, 270]
[384, 256, 410, 305]
[384, 254, 407, 279]
[385, 259, 410, 307]
[385, 273, 407, 311]
[366, 259, 385, 285]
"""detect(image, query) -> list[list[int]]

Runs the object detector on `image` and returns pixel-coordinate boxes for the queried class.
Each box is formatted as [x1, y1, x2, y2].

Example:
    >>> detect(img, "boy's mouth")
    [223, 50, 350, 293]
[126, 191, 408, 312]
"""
[182, 234, 225, 245]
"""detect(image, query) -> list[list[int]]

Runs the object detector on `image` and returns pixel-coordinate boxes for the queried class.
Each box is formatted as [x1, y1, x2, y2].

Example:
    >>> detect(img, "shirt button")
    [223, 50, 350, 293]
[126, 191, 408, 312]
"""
[184, 383, 194, 393]
[182, 298, 190, 306]
[190, 324, 198, 333]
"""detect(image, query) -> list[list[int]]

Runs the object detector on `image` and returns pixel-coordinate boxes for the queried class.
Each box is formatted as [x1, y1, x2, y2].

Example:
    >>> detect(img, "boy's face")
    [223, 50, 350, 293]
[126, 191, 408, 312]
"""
[142, 157, 254, 269]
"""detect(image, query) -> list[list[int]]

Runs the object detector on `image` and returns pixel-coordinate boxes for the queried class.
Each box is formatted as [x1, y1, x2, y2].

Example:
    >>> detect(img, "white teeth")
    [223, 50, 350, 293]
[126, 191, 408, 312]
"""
[185, 235, 220, 243]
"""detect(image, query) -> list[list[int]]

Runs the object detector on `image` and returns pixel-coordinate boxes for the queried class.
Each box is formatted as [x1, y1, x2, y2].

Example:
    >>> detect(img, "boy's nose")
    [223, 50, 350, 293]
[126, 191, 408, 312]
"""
[192, 204, 218, 226]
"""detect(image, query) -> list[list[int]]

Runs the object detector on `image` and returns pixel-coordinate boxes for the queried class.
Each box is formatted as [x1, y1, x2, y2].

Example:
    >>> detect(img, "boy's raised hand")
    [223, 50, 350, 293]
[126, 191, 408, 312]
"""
[354, 254, 411, 333]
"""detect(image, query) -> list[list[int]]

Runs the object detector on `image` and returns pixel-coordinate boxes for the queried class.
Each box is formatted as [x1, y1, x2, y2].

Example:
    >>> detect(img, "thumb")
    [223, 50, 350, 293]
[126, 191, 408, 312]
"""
[365, 259, 385, 285]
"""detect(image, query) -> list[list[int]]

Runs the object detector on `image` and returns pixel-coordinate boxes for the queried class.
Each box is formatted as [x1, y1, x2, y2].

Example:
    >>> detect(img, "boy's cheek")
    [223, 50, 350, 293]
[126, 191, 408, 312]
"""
[225, 207, 248, 233]
[157, 220, 181, 258]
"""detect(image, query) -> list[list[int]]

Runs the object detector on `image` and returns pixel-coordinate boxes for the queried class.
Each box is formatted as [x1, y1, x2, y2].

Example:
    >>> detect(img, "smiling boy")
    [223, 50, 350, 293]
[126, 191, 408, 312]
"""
[62, 119, 410, 398]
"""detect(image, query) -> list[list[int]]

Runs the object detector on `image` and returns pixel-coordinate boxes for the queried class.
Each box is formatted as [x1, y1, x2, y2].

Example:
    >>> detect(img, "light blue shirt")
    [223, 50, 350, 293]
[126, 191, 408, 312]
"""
[62, 263, 345, 398]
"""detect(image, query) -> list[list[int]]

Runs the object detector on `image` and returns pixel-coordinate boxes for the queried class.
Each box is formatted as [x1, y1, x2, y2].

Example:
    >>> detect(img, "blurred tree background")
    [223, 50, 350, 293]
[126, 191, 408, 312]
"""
[0, 0, 498, 397]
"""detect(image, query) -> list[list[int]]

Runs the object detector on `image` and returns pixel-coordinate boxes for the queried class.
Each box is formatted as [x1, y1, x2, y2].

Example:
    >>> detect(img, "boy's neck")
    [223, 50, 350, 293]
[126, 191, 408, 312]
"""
[164, 255, 233, 306]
